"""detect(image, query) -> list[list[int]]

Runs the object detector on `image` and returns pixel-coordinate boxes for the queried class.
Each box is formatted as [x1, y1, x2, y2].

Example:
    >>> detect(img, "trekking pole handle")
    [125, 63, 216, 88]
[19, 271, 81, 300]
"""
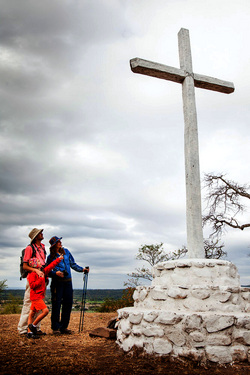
[84, 266, 89, 274]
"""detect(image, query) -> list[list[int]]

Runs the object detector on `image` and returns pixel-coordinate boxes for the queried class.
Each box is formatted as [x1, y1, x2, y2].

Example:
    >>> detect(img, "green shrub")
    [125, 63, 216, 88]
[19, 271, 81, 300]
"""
[97, 287, 135, 312]
[0, 295, 22, 314]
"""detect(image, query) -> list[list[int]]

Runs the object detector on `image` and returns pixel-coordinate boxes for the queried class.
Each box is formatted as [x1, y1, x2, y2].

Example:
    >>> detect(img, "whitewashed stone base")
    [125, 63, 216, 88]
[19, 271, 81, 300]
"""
[116, 260, 250, 364]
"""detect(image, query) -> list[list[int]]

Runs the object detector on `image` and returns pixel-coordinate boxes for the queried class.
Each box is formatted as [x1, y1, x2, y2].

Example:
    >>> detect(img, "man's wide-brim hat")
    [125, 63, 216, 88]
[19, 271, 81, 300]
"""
[49, 236, 62, 248]
[29, 228, 43, 243]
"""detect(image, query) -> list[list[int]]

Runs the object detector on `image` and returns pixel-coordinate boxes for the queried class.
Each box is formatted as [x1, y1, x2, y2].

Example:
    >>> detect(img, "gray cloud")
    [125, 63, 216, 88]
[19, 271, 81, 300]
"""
[1, 0, 250, 289]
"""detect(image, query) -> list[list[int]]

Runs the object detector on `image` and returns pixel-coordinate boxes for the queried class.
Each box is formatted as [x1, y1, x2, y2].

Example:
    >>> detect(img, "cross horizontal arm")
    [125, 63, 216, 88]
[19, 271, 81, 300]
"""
[130, 58, 186, 84]
[130, 58, 235, 94]
[194, 73, 234, 94]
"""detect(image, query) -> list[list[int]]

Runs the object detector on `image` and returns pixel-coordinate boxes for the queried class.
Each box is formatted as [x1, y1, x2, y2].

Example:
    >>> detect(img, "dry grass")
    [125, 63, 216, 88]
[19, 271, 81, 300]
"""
[0, 313, 250, 374]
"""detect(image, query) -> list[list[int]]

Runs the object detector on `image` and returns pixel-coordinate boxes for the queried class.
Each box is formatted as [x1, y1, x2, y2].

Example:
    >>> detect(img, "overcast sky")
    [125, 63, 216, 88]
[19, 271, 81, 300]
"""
[0, 0, 250, 289]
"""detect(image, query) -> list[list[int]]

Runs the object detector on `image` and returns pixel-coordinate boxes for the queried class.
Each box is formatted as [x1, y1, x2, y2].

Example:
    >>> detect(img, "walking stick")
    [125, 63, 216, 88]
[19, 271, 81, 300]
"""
[79, 267, 89, 333]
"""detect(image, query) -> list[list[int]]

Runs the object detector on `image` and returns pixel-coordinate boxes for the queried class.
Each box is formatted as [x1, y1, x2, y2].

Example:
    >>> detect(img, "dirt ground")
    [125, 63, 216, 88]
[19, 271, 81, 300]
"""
[1, 313, 250, 375]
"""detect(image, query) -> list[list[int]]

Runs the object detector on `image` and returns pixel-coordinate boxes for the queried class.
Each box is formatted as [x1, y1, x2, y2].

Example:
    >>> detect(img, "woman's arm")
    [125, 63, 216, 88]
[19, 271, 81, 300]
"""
[68, 251, 84, 272]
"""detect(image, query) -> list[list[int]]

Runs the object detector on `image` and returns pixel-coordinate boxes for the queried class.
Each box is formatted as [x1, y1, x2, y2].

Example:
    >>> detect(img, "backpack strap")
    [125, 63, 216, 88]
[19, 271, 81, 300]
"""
[30, 243, 46, 258]
[30, 244, 36, 258]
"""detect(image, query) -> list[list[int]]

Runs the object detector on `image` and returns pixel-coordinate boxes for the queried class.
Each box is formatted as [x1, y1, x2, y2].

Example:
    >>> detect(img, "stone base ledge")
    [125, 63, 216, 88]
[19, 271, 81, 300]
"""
[152, 259, 240, 288]
[133, 284, 250, 313]
[116, 308, 250, 364]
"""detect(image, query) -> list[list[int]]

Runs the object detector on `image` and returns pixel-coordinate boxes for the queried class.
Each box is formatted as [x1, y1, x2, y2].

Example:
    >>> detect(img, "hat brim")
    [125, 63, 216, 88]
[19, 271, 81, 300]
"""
[30, 229, 43, 243]
[50, 237, 63, 247]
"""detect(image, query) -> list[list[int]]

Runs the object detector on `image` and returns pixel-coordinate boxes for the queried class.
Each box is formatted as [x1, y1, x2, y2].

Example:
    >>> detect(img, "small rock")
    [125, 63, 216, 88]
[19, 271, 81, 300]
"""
[89, 327, 116, 339]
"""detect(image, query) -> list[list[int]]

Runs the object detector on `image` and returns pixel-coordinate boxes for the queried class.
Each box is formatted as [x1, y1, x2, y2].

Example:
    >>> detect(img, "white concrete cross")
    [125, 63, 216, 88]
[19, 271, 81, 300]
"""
[130, 28, 234, 259]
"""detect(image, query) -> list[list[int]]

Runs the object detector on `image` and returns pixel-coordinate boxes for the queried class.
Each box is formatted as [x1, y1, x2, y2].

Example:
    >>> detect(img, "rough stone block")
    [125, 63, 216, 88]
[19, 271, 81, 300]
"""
[230, 345, 247, 361]
[184, 314, 202, 331]
[117, 310, 127, 319]
[133, 290, 139, 302]
[168, 287, 188, 299]
[242, 331, 250, 345]
[188, 331, 205, 348]
[189, 331, 205, 342]
[193, 262, 205, 268]
[206, 333, 232, 346]
[164, 262, 176, 270]
[151, 289, 167, 300]
[205, 346, 232, 363]
[205, 315, 234, 333]
[191, 288, 210, 300]
[131, 326, 142, 336]
[143, 326, 164, 337]
[228, 264, 237, 278]
[242, 292, 250, 301]
[153, 338, 172, 354]
[121, 337, 135, 352]
[138, 289, 148, 302]
[156, 263, 165, 270]
[176, 262, 191, 268]
[144, 311, 158, 322]
[235, 316, 250, 329]
[214, 291, 231, 303]
[116, 329, 126, 342]
[129, 313, 143, 324]
[231, 294, 241, 305]
[156, 311, 183, 325]
[206, 262, 215, 267]
[120, 319, 131, 335]
[165, 328, 186, 346]
[226, 286, 240, 293]
[193, 267, 212, 279]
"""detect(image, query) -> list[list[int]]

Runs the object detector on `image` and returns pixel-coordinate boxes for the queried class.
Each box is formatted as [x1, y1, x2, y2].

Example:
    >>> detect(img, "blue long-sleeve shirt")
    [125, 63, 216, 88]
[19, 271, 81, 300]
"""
[47, 248, 83, 280]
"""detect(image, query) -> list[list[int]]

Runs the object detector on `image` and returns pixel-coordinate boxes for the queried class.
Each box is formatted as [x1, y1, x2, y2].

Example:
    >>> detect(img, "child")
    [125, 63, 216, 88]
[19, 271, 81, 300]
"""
[27, 254, 63, 339]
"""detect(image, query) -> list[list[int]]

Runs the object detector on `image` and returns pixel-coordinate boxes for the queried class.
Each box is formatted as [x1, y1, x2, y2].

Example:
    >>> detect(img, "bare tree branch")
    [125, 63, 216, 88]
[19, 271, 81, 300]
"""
[203, 173, 250, 238]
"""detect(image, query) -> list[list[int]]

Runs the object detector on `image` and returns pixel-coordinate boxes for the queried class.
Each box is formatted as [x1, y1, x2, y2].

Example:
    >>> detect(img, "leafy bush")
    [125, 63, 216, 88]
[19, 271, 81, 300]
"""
[98, 287, 135, 312]
[0, 280, 7, 303]
[0, 295, 22, 315]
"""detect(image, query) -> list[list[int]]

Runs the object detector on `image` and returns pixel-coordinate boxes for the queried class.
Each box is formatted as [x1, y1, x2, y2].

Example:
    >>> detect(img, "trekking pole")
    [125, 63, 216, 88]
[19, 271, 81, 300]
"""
[79, 267, 89, 333]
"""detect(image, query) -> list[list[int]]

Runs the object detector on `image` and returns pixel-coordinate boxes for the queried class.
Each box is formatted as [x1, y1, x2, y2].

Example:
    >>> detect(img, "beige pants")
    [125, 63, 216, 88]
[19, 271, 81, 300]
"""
[17, 281, 42, 334]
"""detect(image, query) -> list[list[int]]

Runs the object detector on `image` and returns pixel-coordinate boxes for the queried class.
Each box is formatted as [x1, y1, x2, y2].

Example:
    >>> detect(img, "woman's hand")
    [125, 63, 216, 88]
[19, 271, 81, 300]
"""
[59, 255, 64, 260]
[56, 271, 64, 278]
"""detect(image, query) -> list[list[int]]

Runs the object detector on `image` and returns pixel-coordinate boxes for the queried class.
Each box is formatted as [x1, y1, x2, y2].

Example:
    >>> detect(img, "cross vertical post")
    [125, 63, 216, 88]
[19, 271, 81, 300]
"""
[178, 29, 204, 258]
[130, 28, 234, 259]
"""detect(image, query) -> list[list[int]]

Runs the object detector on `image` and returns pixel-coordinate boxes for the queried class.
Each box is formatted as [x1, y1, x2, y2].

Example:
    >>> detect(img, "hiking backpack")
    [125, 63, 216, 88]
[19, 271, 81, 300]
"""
[20, 244, 36, 280]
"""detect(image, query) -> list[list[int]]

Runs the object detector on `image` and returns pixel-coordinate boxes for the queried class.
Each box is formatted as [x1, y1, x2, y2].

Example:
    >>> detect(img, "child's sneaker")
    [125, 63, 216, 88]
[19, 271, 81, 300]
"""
[28, 324, 37, 335]
[27, 332, 40, 339]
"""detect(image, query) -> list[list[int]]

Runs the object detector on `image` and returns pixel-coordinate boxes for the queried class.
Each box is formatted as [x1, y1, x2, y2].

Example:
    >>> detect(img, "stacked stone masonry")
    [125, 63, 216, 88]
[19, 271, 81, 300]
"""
[116, 260, 250, 363]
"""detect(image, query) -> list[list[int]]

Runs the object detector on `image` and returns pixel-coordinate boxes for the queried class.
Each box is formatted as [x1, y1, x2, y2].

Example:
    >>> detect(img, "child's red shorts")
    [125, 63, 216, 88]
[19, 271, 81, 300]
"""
[30, 299, 47, 312]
